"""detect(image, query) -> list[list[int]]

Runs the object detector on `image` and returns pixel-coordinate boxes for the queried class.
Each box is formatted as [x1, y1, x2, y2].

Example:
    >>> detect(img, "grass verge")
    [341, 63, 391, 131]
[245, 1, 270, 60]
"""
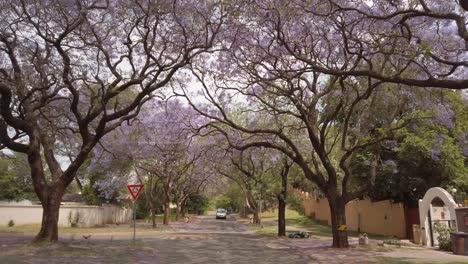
[0, 240, 150, 264]
[244, 208, 397, 241]
[0, 215, 182, 234]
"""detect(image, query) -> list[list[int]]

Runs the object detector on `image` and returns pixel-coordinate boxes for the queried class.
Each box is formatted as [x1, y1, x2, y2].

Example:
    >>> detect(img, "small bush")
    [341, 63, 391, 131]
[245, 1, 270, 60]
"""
[68, 211, 80, 227]
[433, 222, 454, 251]
[383, 238, 401, 247]
[7, 219, 14, 227]
[286, 192, 305, 215]
[185, 193, 210, 214]
[81, 184, 102, 206]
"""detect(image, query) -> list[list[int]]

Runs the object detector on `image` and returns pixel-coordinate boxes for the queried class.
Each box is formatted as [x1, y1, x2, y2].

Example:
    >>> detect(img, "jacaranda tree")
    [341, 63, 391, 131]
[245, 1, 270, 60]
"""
[0, 0, 226, 241]
[178, 0, 467, 248]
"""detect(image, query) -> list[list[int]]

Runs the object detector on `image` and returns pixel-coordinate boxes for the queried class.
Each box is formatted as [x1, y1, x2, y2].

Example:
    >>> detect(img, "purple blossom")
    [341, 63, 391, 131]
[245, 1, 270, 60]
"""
[435, 106, 455, 129]
[385, 140, 399, 149]
[430, 134, 446, 161]
[94, 175, 128, 201]
[458, 132, 468, 156]
[430, 148, 441, 161]
[435, 134, 447, 145]
[382, 160, 398, 174]
[463, 146, 468, 157]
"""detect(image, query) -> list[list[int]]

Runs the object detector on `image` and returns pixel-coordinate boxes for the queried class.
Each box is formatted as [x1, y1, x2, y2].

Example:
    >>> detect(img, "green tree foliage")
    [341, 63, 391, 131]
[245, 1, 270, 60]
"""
[135, 190, 162, 220]
[0, 155, 36, 201]
[352, 90, 468, 206]
[81, 184, 102, 206]
[80, 171, 103, 206]
[223, 183, 246, 213]
[286, 191, 305, 215]
[211, 194, 232, 209]
[0, 159, 20, 200]
[185, 193, 210, 214]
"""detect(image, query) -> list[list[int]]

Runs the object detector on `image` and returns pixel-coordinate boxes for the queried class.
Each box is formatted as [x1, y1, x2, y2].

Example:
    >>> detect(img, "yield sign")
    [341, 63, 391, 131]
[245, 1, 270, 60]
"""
[127, 184, 144, 200]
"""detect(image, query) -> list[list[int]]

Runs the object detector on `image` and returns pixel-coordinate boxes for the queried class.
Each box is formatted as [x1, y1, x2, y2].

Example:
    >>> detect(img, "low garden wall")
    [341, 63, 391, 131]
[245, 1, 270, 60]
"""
[0, 203, 132, 227]
[299, 191, 406, 238]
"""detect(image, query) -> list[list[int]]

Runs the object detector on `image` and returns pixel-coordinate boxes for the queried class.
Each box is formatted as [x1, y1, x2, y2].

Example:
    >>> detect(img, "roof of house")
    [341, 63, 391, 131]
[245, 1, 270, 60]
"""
[62, 193, 84, 203]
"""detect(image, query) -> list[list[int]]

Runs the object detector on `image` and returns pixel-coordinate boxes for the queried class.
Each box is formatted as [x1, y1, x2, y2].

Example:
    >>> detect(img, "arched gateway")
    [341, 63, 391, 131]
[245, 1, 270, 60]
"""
[418, 187, 458, 246]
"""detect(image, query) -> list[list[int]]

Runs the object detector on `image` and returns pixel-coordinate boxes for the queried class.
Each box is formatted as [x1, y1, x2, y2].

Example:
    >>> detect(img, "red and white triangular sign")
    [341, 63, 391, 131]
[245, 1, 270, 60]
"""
[127, 184, 144, 200]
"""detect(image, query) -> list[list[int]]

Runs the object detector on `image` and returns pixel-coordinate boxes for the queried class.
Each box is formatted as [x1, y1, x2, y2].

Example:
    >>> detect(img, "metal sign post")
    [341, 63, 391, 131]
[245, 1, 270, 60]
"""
[127, 184, 144, 243]
[133, 200, 136, 242]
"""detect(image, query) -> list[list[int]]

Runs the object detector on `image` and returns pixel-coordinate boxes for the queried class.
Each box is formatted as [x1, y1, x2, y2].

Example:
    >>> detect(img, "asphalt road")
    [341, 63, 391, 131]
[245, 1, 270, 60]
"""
[2, 216, 466, 263]
[0, 216, 316, 264]
[136, 216, 468, 264]
[140, 215, 314, 264]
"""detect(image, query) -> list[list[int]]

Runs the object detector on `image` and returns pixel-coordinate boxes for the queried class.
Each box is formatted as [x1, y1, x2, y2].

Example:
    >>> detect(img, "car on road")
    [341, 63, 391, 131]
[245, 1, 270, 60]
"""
[215, 208, 227, 219]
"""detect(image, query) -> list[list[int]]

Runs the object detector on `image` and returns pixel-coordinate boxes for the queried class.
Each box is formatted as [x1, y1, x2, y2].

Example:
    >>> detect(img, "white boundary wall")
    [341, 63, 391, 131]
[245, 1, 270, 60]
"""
[0, 204, 132, 227]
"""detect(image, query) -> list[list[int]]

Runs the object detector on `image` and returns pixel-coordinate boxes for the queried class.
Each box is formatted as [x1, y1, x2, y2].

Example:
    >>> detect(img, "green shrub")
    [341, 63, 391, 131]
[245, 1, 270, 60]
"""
[433, 222, 454, 251]
[185, 194, 210, 214]
[68, 211, 80, 227]
[81, 184, 102, 206]
[135, 195, 149, 220]
[383, 238, 401, 247]
[7, 219, 14, 227]
[211, 195, 232, 210]
[286, 192, 304, 215]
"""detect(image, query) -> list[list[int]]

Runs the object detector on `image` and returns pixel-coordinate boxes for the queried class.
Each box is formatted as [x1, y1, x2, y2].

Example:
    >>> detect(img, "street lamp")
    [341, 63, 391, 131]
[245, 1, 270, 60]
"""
[451, 188, 458, 205]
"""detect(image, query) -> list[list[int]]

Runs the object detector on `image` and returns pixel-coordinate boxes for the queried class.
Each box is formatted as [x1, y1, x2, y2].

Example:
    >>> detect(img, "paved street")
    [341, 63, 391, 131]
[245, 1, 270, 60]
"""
[138, 216, 314, 263]
[95, 215, 466, 263]
[1, 216, 467, 263]
[126, 216, 468, 263]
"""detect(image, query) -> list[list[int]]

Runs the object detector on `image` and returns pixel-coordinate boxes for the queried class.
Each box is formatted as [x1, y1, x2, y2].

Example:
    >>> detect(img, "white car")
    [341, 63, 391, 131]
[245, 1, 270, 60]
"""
[215, 208, 227, 219]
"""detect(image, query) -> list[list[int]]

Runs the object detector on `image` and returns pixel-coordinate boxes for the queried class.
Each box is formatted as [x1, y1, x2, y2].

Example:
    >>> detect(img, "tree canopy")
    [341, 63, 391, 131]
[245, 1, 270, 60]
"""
[0, 0, 466, 247]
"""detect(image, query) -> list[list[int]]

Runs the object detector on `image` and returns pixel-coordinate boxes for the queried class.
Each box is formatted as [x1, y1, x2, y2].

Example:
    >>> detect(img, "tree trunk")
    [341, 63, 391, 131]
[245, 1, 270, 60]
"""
[175, 203, 181, 221]
[180, 200, 187, 217]
[34, 189, 64, 242]
[461, 0, 468, 12]
[253, 210, 261, 224]
[163, 195, 170, 225]
[245, 192, 261, 223]
[329, 197, 348, 248]
[151, 205, 157, 228]
[240, 206, 246, 218]
[163, 203, 170, 225]
[277, 196, 286, 236]
[278, 169, 288, 236]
